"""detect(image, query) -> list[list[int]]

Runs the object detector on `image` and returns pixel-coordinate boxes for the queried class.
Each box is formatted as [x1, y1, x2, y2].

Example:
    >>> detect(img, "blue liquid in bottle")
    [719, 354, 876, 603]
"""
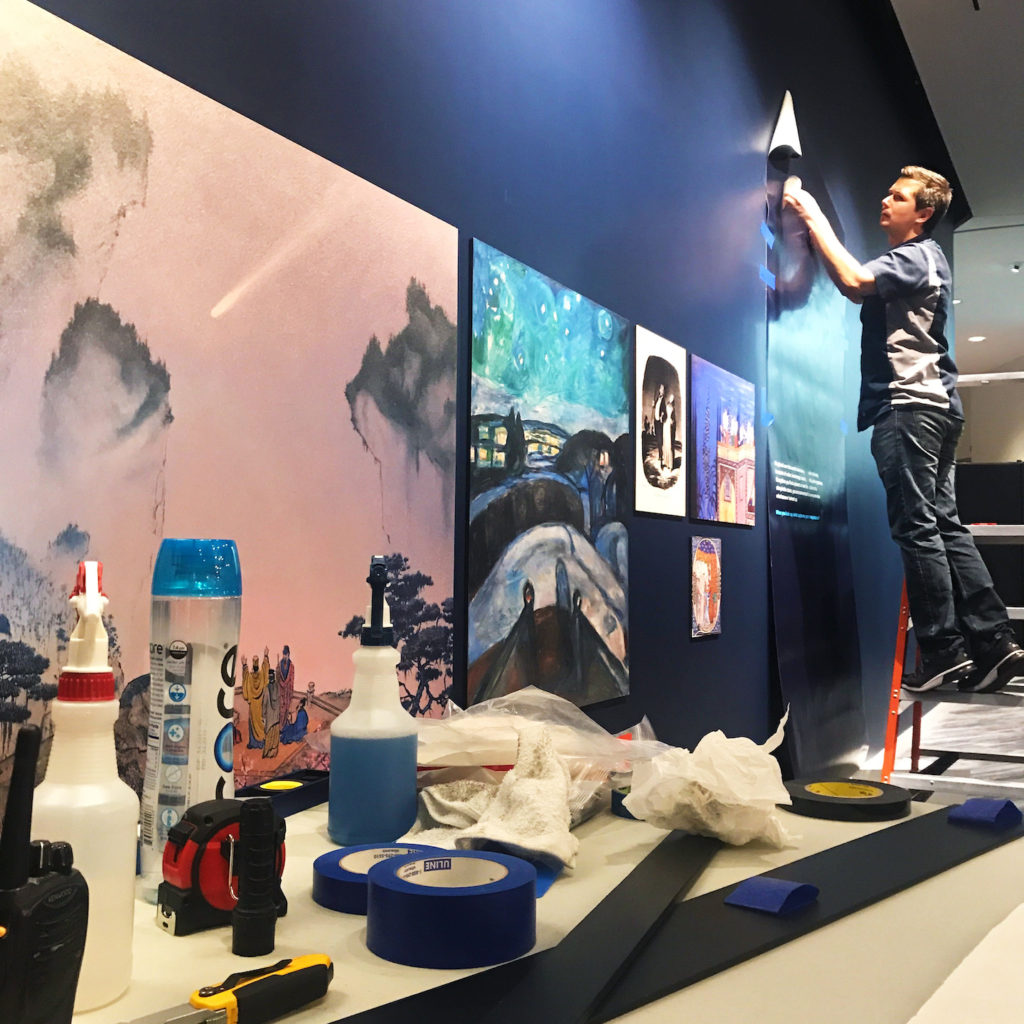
[328, 733, 418, 845]
[330, 557, 418, 847]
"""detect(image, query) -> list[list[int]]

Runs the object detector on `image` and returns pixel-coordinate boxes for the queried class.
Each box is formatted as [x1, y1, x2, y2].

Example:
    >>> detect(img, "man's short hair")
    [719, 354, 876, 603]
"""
[900, 165, 952, 233]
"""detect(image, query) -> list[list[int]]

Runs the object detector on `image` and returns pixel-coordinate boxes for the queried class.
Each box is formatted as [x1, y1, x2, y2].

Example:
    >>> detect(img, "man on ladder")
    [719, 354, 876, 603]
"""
[783, 166, 1024, 694]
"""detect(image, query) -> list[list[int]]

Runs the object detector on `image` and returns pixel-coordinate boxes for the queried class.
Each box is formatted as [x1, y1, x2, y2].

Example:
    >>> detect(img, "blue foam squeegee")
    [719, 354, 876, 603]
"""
[724, 876, 819, 916]
[947, 798, 1023, 831]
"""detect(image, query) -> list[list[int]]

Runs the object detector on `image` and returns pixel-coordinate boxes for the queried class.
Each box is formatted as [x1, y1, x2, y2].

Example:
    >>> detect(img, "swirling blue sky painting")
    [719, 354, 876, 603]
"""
[468, 240, 630, 708]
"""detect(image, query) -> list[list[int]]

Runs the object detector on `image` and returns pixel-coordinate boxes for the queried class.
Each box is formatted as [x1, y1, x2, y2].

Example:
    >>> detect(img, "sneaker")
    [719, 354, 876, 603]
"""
[959, 635, 1024, 693]
[903, 652, 976, 693]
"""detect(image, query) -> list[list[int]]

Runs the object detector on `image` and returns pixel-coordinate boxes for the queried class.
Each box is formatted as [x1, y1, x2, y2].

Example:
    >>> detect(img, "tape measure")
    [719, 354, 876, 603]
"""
[365, 850, 536, 969]
[157, 798, 287, 936]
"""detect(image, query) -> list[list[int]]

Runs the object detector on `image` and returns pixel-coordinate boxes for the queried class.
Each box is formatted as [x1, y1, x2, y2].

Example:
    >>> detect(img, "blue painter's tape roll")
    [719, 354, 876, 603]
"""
[366, 850, 537, 969]
[312, 844, 443, 915]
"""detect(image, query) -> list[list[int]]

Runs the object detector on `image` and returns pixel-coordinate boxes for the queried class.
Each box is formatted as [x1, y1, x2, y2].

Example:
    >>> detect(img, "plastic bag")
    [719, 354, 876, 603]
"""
[622, 711, 795, 847]
[417, 687, 669, 827]
[418, 686, 667, 769]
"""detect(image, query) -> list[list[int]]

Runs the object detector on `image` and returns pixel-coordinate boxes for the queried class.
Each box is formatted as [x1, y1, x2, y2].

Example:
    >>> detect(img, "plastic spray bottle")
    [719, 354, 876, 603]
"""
[31, 561, 139, 1012]
[138, 538, 242, 902]
[328, 556, 418, 845]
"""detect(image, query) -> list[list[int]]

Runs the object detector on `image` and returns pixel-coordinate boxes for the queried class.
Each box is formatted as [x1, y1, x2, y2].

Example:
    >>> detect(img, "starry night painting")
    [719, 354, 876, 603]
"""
[468, 240, 629, 708]
[689, 354, 756, 526]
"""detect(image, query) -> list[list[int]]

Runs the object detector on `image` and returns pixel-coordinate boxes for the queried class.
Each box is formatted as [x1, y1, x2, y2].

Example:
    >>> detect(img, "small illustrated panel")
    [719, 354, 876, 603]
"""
[691, 536, 722, 638]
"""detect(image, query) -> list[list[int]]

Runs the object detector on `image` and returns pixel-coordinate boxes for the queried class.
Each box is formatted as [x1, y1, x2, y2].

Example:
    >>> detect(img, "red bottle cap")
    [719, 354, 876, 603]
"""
[58, 670, 116, 702]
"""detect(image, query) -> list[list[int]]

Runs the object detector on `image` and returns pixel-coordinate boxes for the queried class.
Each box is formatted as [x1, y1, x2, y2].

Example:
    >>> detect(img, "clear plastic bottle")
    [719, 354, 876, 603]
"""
[328, 557, 418, 845]
[138, 539, 241, 902]
[32, 561, 139, 1011]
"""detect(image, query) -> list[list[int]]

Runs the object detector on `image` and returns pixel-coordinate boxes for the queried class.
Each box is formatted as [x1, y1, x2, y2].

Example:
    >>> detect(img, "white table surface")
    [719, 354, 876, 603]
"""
[79, 798, 1024, 1024]
[906, 900, 1024, 1024]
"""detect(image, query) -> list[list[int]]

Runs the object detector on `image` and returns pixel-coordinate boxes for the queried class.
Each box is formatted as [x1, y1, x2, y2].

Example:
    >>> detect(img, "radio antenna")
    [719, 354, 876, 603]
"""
[0, 725, 41, 891]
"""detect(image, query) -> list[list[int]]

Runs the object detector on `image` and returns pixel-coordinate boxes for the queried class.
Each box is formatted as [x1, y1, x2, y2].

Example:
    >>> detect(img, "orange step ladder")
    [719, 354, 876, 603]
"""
[880, 581, 923, 783]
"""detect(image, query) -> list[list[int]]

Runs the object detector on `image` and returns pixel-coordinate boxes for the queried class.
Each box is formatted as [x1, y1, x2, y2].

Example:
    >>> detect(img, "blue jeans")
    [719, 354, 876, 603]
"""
[870, 407, 1009, 661]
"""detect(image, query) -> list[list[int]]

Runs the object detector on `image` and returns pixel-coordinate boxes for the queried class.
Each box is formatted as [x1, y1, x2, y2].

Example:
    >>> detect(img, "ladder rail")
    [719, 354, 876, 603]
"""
[881, 581, 911, 783]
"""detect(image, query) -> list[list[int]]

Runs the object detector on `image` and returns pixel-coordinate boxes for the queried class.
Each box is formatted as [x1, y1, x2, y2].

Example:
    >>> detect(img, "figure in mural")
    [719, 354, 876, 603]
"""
[784, 166, 1024, 694]
[276, 645, 295, 729]
[242, 650, 269, 749]
[262, 662, 280, 759]
[281, 697, 309, 745]
[692, 559, 712, 634]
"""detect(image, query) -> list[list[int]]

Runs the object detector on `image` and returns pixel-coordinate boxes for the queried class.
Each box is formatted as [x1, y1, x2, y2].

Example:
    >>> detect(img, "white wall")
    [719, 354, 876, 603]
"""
[958, 384, 1024, 462]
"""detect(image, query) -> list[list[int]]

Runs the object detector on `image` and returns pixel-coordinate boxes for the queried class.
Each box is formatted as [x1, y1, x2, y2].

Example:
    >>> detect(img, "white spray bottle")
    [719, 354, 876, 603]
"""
[32, 561, 139, 1011]
[327, 556, 418, 845]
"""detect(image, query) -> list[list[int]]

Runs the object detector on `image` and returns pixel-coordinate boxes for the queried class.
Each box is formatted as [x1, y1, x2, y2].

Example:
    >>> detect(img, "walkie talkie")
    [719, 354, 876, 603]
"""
[0, 724, 89, 1024]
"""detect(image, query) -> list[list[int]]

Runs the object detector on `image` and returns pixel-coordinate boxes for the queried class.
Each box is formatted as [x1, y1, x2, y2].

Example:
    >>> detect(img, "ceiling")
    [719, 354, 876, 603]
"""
[891, 0, 1024, 375]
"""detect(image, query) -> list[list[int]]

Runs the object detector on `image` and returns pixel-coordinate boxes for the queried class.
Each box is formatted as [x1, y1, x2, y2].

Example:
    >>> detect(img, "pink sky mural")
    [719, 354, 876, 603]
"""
[0, 1, 457, 790]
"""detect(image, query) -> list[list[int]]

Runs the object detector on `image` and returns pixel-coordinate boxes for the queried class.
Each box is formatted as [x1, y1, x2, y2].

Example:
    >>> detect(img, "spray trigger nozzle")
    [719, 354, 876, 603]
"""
[361, 555, 395, 647]
[66, 561, 110, 672]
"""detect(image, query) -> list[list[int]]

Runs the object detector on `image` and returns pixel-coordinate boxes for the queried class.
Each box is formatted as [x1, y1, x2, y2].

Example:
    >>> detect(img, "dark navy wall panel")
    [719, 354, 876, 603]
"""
[28, 0, 953, 752]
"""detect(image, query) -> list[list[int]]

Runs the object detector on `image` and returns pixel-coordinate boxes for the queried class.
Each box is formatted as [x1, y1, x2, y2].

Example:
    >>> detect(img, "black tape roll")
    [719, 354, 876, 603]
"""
[782, 778, 911, 821]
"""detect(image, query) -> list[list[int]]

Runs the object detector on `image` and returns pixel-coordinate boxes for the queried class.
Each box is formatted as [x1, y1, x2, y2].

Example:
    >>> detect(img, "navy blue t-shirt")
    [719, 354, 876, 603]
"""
[857, 235, 962, 432]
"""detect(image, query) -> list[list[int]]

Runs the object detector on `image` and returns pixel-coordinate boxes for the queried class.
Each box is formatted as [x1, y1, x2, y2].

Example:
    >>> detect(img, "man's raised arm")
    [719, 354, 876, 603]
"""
[782, 176, 876, 303]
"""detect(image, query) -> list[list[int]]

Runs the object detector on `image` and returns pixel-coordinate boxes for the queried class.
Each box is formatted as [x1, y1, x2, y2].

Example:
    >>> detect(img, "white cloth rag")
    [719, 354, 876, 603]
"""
[404, 720, 579, 870]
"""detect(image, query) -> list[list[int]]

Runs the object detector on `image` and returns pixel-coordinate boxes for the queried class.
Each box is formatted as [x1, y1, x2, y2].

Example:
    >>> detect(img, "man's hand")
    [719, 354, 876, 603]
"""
[782, 176, 822, 223]
[778, 176, 875, 302]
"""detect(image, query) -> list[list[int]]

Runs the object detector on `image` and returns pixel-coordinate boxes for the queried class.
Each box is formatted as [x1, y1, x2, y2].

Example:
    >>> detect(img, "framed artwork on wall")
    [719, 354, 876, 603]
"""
[689, 354, 756, 526]
[634, 326, 687, 517]
[468, 239, 630, 708]
[691, 536, 722, 637]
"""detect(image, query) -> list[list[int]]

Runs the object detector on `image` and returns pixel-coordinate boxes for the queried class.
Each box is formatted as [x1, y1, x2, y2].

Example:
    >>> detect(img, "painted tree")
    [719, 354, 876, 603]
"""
[0, 639, 50, 754]
[341, 553, 453, 716]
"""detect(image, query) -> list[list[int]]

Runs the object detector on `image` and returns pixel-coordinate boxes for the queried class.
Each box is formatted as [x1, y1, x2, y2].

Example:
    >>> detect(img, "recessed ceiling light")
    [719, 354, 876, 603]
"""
[1012, 264, 1021, 273]
[952, 298, 962, 304]
[968, 336, 986, 342]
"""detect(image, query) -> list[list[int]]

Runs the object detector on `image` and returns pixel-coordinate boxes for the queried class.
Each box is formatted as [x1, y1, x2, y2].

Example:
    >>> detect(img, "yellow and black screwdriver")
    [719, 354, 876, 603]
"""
[118, 954, 333, 1024]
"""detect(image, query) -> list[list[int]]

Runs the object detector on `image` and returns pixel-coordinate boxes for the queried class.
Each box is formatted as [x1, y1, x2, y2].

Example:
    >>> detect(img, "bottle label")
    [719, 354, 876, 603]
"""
[140, 597, 240, 874]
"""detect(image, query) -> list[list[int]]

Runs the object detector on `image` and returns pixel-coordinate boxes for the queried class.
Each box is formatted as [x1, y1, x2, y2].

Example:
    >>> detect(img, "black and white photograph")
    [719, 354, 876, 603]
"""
[635, 326, 687, 517]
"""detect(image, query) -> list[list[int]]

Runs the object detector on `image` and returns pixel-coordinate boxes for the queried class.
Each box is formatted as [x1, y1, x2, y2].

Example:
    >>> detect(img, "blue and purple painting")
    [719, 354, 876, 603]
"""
[468, 240, 629, 707]
[689, 354, 756, 526]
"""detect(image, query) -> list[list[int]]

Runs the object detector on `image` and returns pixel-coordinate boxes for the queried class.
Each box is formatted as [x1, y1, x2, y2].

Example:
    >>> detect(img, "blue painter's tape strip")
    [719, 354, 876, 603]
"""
[533, 860, 562, 897]
[366, 850, 537, 969]
[474, 839, 562, 897]
[312, 843, 443, 915]
[948, 798, 1023, 831]
[760, 221, 775, 248]
[759, 265, 777, 289]
[724, 876, 819, 916]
